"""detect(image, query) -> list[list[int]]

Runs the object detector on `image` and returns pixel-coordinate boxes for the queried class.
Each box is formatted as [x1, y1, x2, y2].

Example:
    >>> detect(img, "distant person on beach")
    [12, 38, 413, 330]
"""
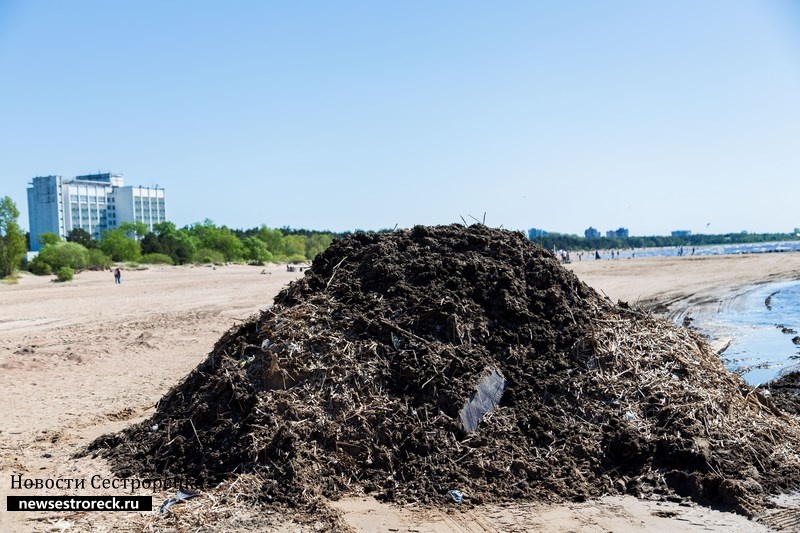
[113, 267, 121, 284]
[595, 250, 601, 260]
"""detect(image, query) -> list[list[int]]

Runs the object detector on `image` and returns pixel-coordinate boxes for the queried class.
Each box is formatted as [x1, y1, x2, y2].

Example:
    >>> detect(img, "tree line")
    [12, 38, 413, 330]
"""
[26, 220, 340, 276]
[0, 196, 346, 280]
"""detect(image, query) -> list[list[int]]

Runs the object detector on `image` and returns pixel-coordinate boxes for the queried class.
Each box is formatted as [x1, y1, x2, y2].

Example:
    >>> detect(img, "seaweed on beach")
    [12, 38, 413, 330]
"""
[85, 224, 800, 518]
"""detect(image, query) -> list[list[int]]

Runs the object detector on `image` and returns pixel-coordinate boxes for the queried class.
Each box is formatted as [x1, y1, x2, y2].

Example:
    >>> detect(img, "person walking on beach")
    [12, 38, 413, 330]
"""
[113, 267, 121, 284]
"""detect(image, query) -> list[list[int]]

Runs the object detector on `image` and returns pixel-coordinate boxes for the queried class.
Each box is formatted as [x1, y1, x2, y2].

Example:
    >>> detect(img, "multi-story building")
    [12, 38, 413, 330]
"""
[605, 227, 629, 239]
[27, 172, 166, 251]
[584, 227, 601, 239]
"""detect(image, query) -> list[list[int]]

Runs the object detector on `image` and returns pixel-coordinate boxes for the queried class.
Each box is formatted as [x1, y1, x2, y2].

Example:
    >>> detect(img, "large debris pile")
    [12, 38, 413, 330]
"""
[87, 225, 800, 516]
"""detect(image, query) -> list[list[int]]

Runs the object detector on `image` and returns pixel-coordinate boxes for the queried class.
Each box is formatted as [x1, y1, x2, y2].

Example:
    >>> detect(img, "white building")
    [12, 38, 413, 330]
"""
[27, 172, 166, 251]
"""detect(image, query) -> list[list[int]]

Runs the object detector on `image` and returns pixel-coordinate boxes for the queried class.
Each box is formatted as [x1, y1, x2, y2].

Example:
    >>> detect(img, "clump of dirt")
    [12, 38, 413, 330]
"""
[760, 371, 800, 415]
[85, 225, 800, 517]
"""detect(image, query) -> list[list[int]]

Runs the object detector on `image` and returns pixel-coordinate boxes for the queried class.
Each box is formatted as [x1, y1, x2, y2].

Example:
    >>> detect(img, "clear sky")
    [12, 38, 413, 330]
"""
[2, 1, 799, 236]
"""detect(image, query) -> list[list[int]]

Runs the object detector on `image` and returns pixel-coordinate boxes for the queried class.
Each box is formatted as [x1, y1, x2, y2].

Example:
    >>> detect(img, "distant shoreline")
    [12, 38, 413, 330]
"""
[560, 240, 800, 262]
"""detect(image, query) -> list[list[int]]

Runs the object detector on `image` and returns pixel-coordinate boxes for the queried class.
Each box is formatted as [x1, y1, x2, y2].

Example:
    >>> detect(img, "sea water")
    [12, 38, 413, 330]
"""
[579, 240, 800, 260]
[689, 280, 800, 386]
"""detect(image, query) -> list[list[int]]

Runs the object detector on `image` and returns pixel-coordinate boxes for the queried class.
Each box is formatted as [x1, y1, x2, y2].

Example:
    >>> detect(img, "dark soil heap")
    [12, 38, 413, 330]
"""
[87, 225, 800, 516]
[761, 371, 800, 416]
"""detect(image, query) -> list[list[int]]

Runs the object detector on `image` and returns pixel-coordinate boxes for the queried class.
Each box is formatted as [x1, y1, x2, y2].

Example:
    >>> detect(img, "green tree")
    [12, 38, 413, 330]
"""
[28, 255, 52, 275]
[55, 266, 74, 282]
[195, 248, 225, 264]
[213, 229, 244, 261]
[172, 230, 198, 264]
[187, 220, 243, 261]
[255, 226, 285, 256]
[119, 221, 149, 240]
[36, 242, 90, 271]
[242, 236, 272, 264]
[140, 232, 164, 255]
[0, 197, 27, 277]
[141, 253, 174, 265]
[87, 248, 112, 270]
[142, 222, 197, 264]
[67, 228, 97, 249]
[38, 232, 62, 247]
[100, 228, 142, 262]
[153, 221, 177, 234]
[283, 234, 306, 260]
[306, 233, 333, 260]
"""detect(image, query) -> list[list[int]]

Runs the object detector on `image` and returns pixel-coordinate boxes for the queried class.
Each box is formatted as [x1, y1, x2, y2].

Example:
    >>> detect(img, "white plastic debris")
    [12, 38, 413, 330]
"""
[459, 368, 506, 433]
[448, 489, 464, 504]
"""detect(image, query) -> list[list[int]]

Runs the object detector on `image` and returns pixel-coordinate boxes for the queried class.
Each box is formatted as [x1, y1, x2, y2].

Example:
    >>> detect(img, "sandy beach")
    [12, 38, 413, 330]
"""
[2, 255, 799, 532]
[567, 252, 800, 315]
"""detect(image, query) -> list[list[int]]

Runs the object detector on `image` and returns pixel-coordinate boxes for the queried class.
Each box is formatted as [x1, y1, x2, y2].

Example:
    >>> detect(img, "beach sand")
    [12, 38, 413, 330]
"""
[1, 256, 798, 532]
[567, 252, 800, 316]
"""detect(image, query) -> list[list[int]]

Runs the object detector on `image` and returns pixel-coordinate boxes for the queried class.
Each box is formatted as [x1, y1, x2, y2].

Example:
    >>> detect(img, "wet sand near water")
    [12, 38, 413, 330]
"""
[567, 252, 800, 317]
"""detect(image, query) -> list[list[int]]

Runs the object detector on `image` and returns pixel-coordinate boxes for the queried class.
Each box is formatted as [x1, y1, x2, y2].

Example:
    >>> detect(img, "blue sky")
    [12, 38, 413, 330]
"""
[1, 1, 799, 236]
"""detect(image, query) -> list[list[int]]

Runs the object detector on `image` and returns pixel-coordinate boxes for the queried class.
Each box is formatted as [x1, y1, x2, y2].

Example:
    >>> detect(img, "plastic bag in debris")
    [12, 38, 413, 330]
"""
[159, 488, 201, 514]
[448, 489, 464, 503]
[459, 368, 507, 433]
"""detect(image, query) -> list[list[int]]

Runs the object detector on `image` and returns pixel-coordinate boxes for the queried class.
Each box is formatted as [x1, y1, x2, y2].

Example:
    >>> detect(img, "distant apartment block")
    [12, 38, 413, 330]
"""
[584, 227, 601, 239]
[528, 228, 548, 239]
[605, 227, 629, 239]
[27, 172, 166, 251]
[671, 230, 692, 237]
